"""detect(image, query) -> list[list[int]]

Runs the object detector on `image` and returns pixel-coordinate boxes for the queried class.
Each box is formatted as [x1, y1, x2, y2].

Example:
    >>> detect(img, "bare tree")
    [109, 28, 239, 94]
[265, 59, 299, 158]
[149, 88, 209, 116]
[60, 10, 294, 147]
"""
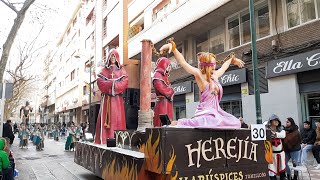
[0, 0, 36, 82]
[4, 27, 47, 119]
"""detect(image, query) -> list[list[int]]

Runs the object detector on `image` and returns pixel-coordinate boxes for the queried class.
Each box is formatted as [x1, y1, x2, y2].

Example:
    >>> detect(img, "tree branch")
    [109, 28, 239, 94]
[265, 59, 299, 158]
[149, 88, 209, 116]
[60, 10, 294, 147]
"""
[0, 0, 18, 13]
[0, 0, 36, 81]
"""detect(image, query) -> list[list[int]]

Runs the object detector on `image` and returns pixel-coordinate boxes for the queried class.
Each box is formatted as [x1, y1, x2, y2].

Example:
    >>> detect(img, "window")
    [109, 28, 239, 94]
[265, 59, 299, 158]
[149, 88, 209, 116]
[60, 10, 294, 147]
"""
[228, 16, 240, 49]
[256, 3, 270, 38]
[86, 8, 94, 25]
[103, 0, 107, 11]
[196, 32, 209, 53]
[65, 75, 69, 84]
[85, 37, 90, 49]
[73, 16, 77, 26]
[286, 0, 317, 28]
[174, 106, 186, 119]
[318, 0, 320, 18]
[152, 0, 171, 22]
[220, 101, 242, 118]
[72, 33, 76, 40]
[66, 59, 70, 67]
[194, 83, 200, 102]
[209, 26, 225, 54]
[129, 17, 144, 39]
[83, 85, 89, 95]
[103, 17, 107, 39]
[91, 32, 95, 49]
[241, 13, 251, 44]
[227, 0, 270, 49]
[71, 70, 75, 81]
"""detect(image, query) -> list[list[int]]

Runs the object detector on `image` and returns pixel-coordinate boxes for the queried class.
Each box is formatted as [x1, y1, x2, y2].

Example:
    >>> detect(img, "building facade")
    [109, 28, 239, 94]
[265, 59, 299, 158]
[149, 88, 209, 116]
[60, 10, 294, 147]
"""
[43, 0, 320, 128]
[127, 0, 320, 128]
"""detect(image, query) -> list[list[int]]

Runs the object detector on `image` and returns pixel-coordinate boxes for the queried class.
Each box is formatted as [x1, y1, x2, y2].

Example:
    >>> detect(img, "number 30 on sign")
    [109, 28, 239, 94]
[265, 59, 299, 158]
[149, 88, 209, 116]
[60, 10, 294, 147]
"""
[251, 124, 266, 141]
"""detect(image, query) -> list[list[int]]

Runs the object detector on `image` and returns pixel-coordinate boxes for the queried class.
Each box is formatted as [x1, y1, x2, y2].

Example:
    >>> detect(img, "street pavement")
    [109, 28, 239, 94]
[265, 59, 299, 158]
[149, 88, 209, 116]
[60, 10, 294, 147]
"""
[289, 162, 320, 180]
[11, 135, 102, 180]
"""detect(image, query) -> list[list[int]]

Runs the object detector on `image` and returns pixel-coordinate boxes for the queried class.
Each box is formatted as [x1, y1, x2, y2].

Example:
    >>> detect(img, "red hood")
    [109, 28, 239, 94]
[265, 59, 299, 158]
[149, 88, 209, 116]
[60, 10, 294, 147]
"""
[105, 49, 121, 69]
[154, 57, 171, 75]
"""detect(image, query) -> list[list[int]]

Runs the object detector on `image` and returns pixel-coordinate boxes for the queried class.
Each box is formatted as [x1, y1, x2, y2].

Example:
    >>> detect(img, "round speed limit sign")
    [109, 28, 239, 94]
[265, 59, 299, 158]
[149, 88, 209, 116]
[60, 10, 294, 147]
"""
[251, 124, 266, 141]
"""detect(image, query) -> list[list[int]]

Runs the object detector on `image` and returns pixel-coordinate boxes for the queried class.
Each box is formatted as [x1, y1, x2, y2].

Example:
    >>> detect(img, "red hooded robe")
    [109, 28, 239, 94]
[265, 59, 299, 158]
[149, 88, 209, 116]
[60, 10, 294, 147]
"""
[152, 57, 174, 127]
[94, 49, 128, 144]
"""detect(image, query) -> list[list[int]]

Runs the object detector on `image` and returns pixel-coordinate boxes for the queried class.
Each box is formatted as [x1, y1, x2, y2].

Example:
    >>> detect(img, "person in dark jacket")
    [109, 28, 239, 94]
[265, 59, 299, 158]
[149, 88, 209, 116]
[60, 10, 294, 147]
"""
[2, 120, 15, 147]
[300, 121, 316, 166]
[312, 119, 320, 169]
[283, 117, 301, 180]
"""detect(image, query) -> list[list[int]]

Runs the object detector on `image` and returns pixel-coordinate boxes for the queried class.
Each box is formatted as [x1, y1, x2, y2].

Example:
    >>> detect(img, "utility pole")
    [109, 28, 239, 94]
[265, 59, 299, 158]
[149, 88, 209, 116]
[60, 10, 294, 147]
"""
[249, 0, 262, 124]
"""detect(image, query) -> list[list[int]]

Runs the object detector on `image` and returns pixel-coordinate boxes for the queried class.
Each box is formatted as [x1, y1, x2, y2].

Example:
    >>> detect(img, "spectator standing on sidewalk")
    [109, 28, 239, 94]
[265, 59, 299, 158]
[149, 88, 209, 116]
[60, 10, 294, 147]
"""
[300, 121, 316, 166]
[283, 117, 301, 180]
[3, 120, 15, 148]
[312, 119, 320, 169]
[267, 114, 286, 180]
[0, 138, 13, 180]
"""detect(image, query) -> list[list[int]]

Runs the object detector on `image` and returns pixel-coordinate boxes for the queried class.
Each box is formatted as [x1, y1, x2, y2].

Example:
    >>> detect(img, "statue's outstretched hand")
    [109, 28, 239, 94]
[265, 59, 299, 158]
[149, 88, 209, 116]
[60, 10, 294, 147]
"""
[159, 43, 172, 54]
[232, 58, 245, 68]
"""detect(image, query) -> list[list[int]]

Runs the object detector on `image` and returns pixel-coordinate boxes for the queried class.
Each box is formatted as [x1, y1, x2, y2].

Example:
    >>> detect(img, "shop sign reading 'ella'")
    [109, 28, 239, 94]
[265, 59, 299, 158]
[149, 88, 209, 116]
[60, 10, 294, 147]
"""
[266, 49, 320, 78]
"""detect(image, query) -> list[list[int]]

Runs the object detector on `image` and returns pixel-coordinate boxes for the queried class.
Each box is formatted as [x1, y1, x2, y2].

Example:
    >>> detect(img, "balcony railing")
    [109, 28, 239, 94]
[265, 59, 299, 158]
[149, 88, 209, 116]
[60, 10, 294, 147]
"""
[102, 26, 107, 39]
[103, 0, 107, 12]
[128, 25, 142, 39]
[92, 15, 96, 25]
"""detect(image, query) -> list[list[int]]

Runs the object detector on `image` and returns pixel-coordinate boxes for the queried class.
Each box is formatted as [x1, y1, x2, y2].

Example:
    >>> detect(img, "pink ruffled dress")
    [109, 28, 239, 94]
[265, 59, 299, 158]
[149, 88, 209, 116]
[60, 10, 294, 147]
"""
[177, 79, 241, 129]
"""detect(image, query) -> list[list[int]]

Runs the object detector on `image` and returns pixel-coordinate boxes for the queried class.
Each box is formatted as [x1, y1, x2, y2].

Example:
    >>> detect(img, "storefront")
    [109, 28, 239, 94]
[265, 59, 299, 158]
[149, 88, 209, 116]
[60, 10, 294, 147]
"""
[172, 81, 193, 120]
[266, 48, 320, 127]
[219, 68, 247, 118]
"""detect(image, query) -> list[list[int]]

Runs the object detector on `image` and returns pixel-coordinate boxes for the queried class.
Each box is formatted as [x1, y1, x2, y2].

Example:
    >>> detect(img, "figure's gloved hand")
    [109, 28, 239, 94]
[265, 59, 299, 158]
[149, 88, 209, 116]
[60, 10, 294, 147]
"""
[159, 43, 173, 54]
[232, 58, 245, 68]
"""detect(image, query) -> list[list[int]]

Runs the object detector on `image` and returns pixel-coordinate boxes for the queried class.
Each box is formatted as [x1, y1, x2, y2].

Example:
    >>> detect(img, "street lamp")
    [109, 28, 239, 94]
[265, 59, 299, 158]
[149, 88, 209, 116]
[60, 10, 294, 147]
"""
[74, 54, 93, 125]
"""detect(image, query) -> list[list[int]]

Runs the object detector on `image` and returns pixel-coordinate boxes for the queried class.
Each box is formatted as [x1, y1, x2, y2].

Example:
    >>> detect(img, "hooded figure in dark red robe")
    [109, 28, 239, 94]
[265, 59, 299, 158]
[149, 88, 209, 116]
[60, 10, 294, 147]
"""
[152, 57, 174, 127]
[94, 49, 128, 144]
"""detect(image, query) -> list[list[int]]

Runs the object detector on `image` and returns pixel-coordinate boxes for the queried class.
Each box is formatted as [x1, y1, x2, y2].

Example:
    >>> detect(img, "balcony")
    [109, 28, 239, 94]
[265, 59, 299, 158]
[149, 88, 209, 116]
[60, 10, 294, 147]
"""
[128, 25, 142, 39]
[83, 1, 95, 19]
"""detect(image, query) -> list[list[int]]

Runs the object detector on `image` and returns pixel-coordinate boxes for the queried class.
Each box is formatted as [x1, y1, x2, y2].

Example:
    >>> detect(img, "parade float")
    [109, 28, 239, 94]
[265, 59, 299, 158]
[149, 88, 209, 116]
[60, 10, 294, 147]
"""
[74, 39, 272, 180]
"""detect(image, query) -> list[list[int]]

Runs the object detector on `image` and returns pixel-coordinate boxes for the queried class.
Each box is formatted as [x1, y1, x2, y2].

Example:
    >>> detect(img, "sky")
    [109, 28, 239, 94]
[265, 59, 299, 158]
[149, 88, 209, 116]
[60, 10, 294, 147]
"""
[0, 0, 78, 111]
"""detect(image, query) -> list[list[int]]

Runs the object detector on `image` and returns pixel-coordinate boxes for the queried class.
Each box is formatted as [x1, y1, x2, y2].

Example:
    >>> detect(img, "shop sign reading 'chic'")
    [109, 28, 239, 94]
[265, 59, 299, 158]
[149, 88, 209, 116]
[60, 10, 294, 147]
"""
[266, 49, 320, 78]
[172, 81, 193, 95]
[219, 68, 247, 86]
